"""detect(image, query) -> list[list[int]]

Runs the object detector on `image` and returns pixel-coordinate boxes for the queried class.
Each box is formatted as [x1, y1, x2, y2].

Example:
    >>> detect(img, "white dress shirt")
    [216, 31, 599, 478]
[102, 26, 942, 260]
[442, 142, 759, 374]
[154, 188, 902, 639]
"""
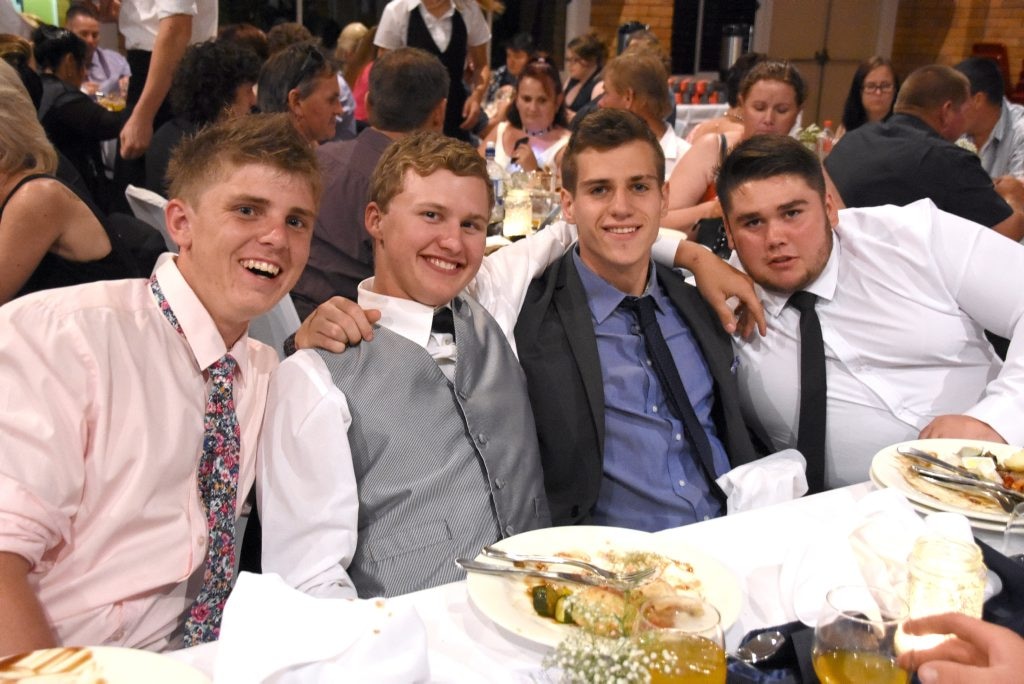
[659, 123, 692, 180]
[374, 0, 490, 53]
[119, 0, 217, 52]
[0, 258, 277, 650]
[731, 199, 1024, 488]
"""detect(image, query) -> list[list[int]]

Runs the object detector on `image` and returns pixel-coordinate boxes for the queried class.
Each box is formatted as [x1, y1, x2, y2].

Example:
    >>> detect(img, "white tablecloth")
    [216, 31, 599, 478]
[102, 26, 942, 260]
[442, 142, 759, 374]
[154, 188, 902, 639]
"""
[167, 481, 1003, 681]
[674, 103, 729, 139]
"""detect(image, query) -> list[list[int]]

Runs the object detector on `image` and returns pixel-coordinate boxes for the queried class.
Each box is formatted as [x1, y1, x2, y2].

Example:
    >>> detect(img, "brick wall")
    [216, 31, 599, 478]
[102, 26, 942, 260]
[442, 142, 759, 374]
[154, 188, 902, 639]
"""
[892, 0, 1024, 89]
[587, 0, 674, 57]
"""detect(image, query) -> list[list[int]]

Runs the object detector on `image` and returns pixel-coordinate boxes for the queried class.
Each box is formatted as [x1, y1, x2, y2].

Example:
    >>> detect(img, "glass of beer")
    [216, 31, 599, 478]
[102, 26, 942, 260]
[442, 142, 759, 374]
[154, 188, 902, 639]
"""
[632, 595, 725, 684]
[812, 585, 909, 684]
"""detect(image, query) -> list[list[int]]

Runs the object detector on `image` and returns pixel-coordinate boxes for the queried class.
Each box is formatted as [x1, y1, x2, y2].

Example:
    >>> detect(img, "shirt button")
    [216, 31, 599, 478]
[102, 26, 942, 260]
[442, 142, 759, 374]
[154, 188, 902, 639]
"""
[646, 359, 652, 366]
[652, 406, 659, 413]
[675, 434, 682, 441]
[494, 478, 505, 489]
[196, 534, 206, 546]
[477, 433, 487, 445]
[678, 480, 686, 487]
[703, 515, 711, 521]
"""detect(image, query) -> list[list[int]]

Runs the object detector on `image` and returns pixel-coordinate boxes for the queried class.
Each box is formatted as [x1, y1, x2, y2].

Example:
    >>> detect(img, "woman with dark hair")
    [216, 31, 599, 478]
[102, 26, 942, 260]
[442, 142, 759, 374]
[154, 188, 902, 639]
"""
[32, 24, 126, 213]
[663, 60, 806, 236]
[837, 56, 899, 139]
[145, 40, 261, 195]
[479, 58, 570, 177]
[563, 32, 606, 119]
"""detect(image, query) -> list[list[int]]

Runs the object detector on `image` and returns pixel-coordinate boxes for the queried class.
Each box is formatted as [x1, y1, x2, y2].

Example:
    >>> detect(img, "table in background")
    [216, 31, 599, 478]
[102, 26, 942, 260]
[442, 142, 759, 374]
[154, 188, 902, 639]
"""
[674, 103, 729, 139]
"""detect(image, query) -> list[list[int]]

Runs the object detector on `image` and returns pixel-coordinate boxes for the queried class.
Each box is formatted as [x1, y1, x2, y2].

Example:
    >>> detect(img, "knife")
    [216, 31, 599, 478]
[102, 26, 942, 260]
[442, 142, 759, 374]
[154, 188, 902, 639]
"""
[910, 465, 1024, 502]
[456, 558, 618, 588]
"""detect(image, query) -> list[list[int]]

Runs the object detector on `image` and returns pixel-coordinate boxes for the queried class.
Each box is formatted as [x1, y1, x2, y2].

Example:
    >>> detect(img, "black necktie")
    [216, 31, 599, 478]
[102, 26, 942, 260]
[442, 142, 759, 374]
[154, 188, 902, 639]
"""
[622, 296, 726, 505]
[432, 307, 456, 337]
[788, 291, 827, 494]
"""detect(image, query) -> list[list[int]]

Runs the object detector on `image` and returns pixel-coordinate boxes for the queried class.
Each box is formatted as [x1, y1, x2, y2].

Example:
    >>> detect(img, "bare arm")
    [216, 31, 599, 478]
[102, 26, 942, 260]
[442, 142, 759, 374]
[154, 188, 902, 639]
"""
[991, 176, 1024, 242]
[119, 13, 191, 159]
[460, 43, 489, 130]
[0, 552, 55, 657]
[661, 133, 730, 234]
[675, 241, 767, 337]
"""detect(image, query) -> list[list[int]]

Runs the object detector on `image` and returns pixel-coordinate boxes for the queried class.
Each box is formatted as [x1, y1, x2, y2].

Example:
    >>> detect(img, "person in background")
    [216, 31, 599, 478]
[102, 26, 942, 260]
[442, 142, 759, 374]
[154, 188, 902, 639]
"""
[66, 2, 131, 99]
[481, 31, 534, 126]
[33, 24, 127, 214]
[563, 32, 605, 121]
[479, 58, 570, 178]
[663, 60, 805, 237]
[955, 56, 1024, 180]
[257, 41, 343, 147]
[687, 52, 767, 143]
[0, 113, 320, 655]
[291, 47, 449, 317]
[218, 22, 269, 62]
[599, 48, 691, 178]
[344, 25, 377, 128]
[826, 65, 1024, 241]
[374, 0, 491, 143]
[836, 56, 898, 140]
[266, 22, 313, 55]
[0, 71, 135, 305]
[335, 21, 368, 67]
[145, 40, 260, 196]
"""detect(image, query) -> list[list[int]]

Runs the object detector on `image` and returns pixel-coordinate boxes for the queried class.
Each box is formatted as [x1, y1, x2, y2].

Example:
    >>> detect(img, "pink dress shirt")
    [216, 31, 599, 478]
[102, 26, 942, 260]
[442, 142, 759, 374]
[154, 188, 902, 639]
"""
[0, 258, 278, 651]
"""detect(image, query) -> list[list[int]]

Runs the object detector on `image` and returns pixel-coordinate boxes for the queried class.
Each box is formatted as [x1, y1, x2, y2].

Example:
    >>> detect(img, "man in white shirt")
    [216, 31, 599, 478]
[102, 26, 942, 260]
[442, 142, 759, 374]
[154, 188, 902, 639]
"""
[0, 114, 320, 655]
[374, 0, 490, 141]
[720, 134, 1024, 490]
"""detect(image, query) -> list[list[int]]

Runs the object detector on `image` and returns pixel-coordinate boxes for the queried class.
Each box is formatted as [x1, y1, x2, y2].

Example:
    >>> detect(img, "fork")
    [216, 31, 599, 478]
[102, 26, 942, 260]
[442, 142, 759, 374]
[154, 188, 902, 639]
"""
[481, 545, 656, 584]
[914, 467, 1019, 513]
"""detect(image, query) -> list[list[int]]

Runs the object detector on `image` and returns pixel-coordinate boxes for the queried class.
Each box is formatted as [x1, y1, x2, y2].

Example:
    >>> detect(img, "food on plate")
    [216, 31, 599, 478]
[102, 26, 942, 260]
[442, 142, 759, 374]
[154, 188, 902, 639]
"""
[899, 445, 1024, 512]
[523, 550, 702, 638]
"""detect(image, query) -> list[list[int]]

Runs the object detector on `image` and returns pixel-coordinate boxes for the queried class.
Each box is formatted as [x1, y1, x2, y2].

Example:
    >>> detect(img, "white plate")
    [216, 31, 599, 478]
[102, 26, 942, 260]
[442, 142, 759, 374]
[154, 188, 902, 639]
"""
[0, 646, 209, 683]
[465, 525, 742, 648]
[870, 438, 1019, 527]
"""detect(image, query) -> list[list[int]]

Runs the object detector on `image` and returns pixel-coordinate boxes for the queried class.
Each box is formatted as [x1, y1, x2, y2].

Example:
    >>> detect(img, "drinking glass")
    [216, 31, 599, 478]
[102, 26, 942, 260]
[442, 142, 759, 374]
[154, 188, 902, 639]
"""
[812, 585, 909, 684]
[1003, 500, 1024, 564]
[632, 595, 725, 684]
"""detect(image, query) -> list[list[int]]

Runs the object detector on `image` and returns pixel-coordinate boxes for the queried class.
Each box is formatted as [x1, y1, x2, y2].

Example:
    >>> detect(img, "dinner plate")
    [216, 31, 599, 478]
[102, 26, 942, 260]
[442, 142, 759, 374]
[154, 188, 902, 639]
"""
[870, 438, 1020, 527]
[465, 525, 742, 648]
[0, 646, 209, 682]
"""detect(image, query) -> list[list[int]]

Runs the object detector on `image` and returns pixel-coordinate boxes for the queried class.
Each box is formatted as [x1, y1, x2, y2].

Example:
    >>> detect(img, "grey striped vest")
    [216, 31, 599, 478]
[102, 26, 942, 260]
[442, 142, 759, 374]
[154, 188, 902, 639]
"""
[317, 294, 551, 597]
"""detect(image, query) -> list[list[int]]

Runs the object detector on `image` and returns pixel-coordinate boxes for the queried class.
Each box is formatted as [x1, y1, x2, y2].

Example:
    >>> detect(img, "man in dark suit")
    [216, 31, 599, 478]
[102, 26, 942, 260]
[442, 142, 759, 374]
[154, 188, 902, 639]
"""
[514, 109, 761, 531]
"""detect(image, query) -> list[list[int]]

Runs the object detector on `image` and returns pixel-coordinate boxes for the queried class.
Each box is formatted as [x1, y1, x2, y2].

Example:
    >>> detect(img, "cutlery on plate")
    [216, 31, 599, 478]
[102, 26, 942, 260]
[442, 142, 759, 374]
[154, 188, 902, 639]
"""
[913, 467, 1019, 513]
[910, 465, 1024, 502]
[480, 546, 656, 584]
[456, 558, 633, 588]
[897, 446, 983, 481]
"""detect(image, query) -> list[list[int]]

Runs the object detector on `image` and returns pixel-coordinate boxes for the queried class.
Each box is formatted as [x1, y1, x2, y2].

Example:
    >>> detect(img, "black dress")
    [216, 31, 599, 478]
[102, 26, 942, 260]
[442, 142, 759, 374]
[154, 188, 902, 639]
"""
[38, 74, 127, 213]
[2, 174, 138, 299]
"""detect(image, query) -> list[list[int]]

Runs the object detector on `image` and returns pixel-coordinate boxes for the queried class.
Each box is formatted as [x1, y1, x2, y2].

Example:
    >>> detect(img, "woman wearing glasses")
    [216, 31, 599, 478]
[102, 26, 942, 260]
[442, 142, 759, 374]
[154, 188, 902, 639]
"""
[563, 33, 606, 120]
[837, 56, 899, 140]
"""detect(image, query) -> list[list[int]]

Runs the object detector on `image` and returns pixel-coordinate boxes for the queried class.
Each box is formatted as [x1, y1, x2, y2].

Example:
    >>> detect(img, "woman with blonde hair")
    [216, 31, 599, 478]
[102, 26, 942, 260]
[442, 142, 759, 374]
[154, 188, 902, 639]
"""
[0, 69, 135, 304]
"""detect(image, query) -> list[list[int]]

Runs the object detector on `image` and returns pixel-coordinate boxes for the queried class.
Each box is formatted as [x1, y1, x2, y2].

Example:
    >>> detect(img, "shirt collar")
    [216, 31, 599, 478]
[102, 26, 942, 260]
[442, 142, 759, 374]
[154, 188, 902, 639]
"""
[358, 277, 453, 348]
[152, 257, 250, 375]
[417, 0, 455, 20]
[572, 247, 661, 323]
[731, 228, 842, 319]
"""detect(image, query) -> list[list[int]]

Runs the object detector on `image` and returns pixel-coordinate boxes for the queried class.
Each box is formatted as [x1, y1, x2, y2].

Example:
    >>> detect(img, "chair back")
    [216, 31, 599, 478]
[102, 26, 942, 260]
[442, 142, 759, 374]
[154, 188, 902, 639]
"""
[125, 185, 175, 253]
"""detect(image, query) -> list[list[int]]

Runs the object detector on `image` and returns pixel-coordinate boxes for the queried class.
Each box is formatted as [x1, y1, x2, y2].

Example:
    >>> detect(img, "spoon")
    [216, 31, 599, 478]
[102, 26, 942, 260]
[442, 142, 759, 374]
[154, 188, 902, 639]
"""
[733, 629, 787, 665]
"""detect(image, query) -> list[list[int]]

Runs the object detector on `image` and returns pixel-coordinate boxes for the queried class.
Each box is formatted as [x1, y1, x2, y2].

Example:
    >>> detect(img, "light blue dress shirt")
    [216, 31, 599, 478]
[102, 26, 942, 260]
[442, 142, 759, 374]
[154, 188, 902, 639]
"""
[572, 249, 730, 532]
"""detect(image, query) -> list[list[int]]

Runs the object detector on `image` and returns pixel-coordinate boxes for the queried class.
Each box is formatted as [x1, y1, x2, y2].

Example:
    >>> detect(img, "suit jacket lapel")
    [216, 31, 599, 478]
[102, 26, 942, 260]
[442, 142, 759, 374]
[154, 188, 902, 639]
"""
[553, 253, 606, 455]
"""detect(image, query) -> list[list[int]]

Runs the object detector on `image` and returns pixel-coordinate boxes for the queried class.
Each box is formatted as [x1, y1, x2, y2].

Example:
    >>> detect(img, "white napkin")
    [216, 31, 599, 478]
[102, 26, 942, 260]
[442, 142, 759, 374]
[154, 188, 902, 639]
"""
[779, 488, 987, 626]
[716, 449, 809, 514]
[213, 573, 430, 684]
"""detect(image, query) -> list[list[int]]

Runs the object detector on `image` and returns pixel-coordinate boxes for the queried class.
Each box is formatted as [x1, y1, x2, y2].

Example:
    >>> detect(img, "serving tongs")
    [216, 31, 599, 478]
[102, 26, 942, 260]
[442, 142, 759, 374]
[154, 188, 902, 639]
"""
[480, 545, 656, 584]
[910, 465, 1022, 513]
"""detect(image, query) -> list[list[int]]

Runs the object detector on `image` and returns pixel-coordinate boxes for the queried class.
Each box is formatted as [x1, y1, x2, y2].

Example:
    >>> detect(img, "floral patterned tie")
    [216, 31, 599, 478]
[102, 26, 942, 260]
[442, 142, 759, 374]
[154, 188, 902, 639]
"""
[150, 276, 240, 645]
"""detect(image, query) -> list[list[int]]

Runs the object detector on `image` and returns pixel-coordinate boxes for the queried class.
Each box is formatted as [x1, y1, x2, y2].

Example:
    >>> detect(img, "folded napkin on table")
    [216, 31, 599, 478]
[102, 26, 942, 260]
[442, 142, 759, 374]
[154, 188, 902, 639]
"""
[213, 572, 429, 684]
[716, 449, 808, 514]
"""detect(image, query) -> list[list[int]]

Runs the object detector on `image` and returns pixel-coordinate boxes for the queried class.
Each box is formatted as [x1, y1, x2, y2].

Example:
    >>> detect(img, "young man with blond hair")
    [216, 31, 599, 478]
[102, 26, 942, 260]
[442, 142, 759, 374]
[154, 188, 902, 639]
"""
[0, 113, 320, 655]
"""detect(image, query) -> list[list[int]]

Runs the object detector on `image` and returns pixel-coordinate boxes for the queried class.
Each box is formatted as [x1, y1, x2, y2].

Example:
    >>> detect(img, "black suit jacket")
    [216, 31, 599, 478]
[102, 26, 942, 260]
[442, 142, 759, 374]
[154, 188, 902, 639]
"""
[514, 251, 762, 526]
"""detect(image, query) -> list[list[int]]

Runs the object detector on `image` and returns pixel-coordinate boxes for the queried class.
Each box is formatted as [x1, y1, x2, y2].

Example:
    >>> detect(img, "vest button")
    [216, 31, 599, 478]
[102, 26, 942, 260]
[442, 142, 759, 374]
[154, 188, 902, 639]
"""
[505, 525, 514, 535]
[494, 478, 505, 489]
[477, 433, 487, 445]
